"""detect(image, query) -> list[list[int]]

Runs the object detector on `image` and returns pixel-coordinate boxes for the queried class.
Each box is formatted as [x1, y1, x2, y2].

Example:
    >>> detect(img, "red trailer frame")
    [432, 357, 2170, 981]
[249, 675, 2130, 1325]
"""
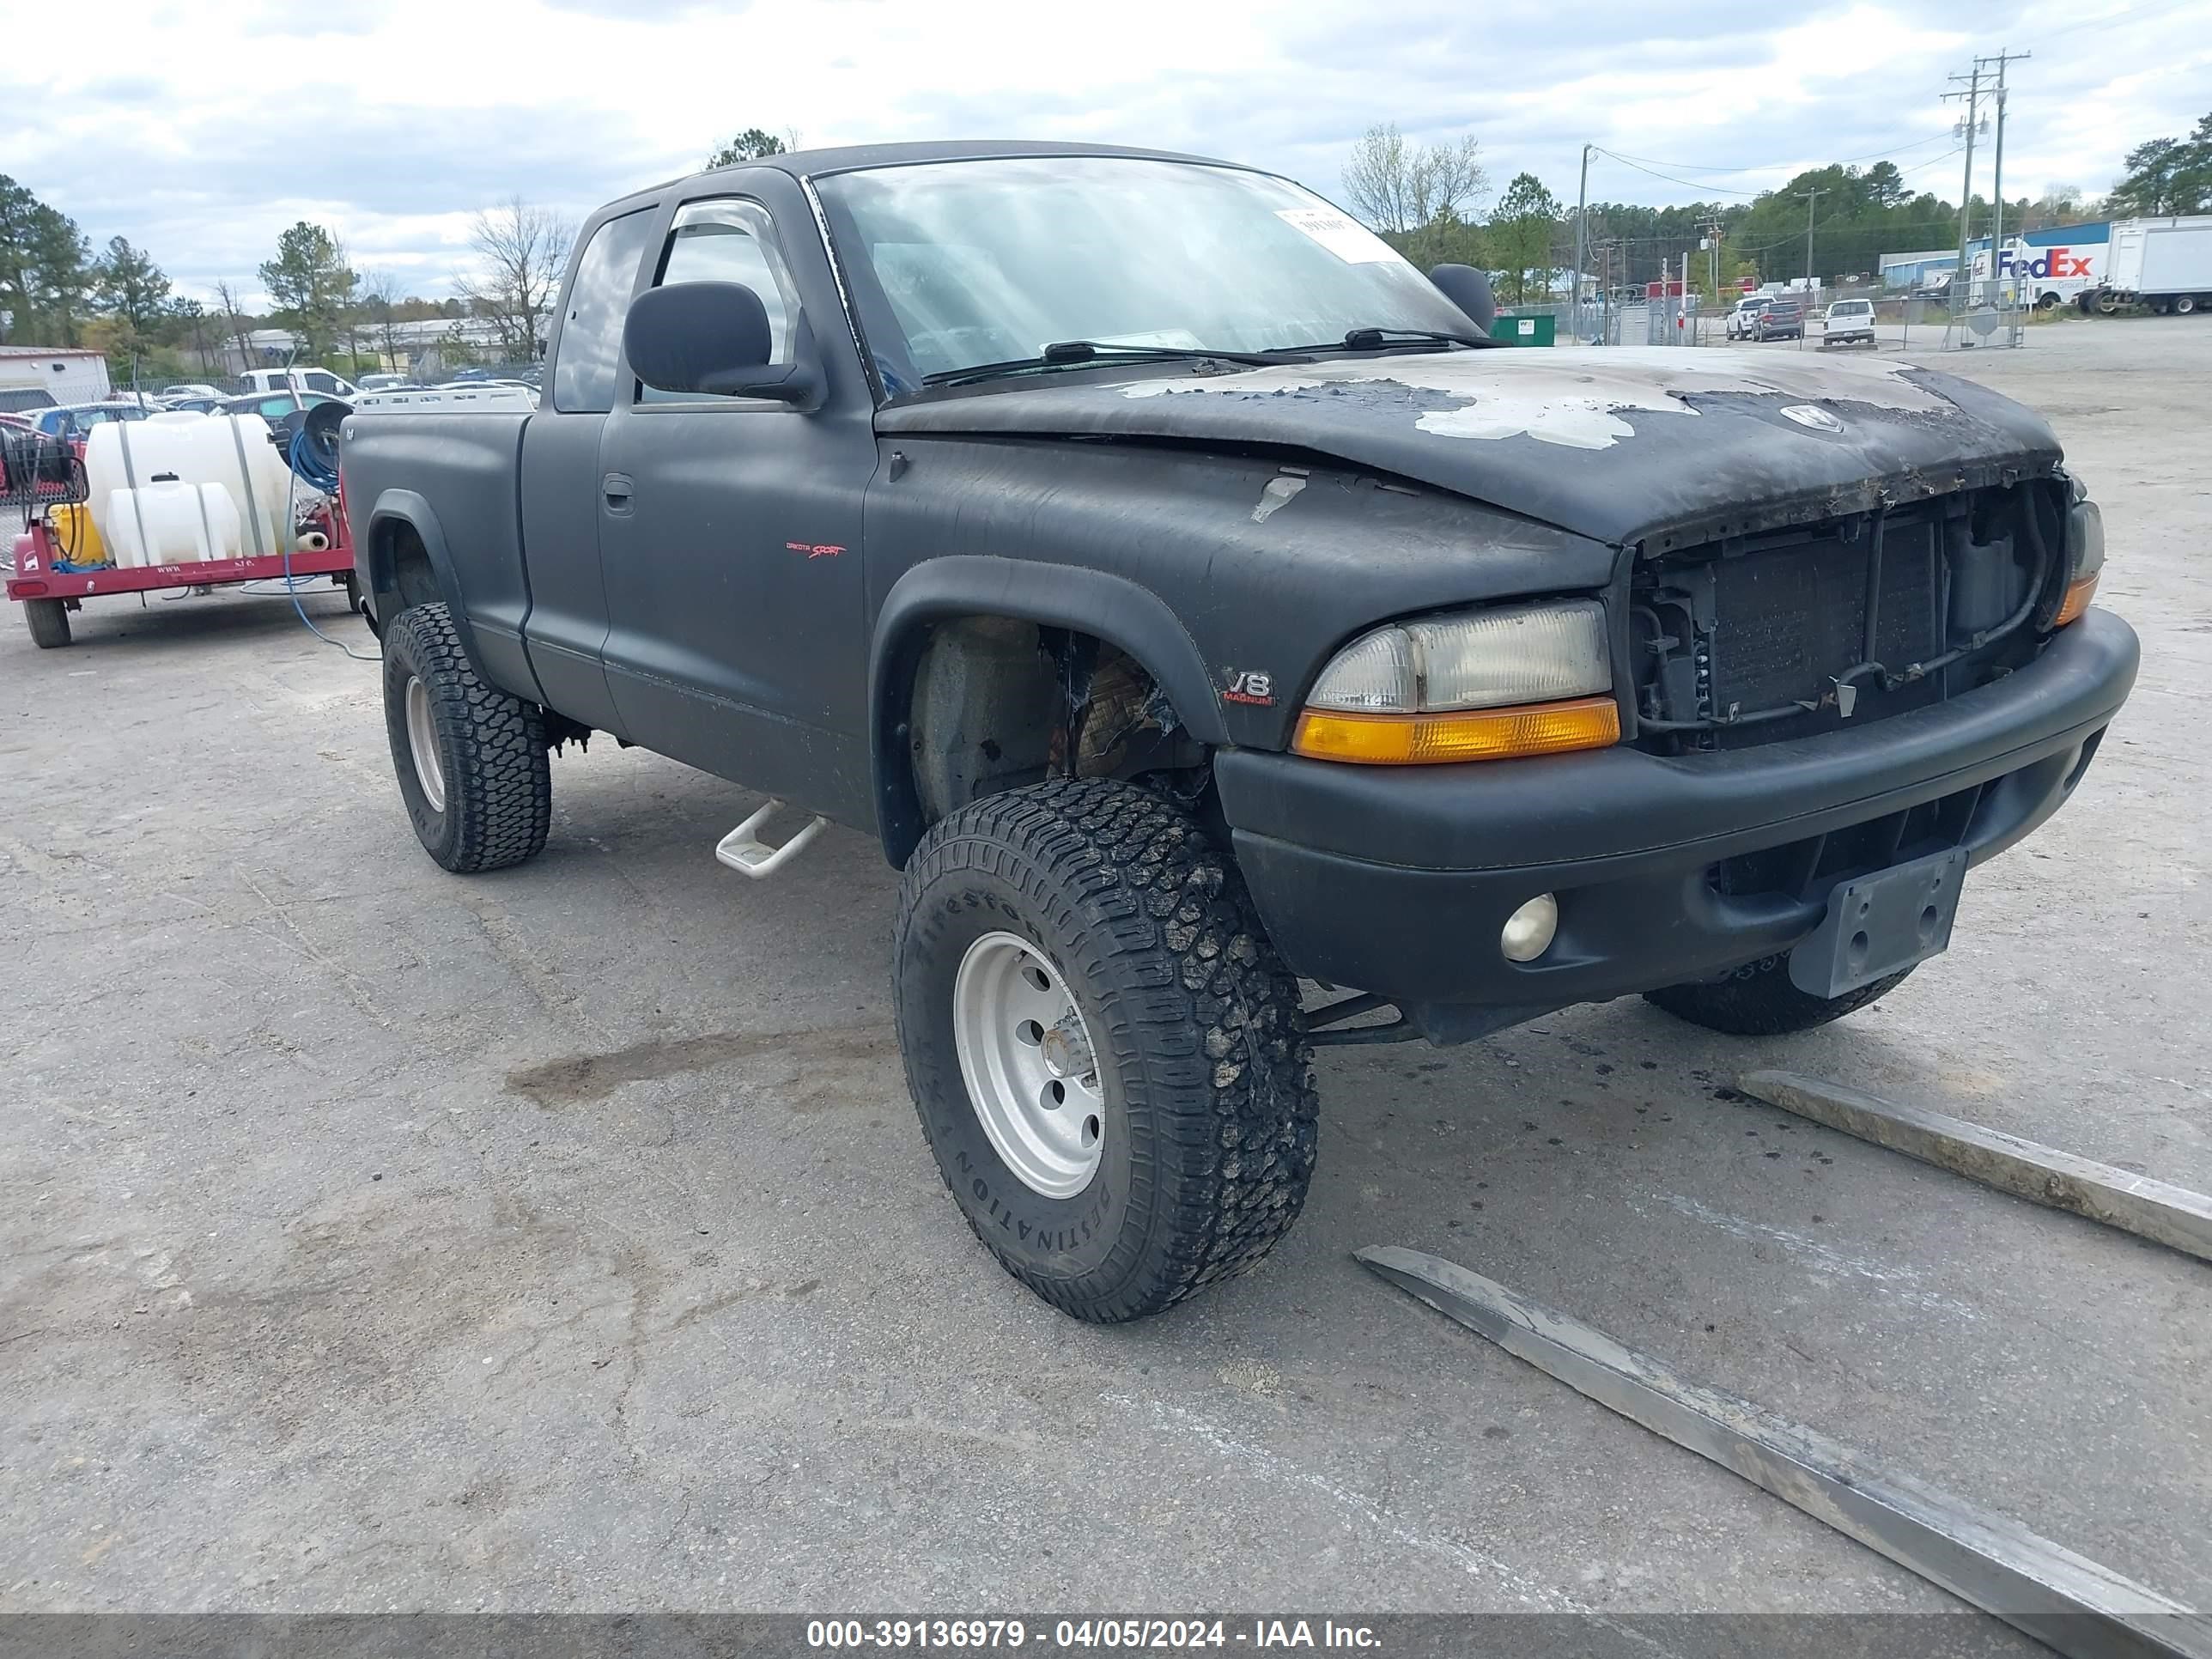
[7, 499, 355, 645]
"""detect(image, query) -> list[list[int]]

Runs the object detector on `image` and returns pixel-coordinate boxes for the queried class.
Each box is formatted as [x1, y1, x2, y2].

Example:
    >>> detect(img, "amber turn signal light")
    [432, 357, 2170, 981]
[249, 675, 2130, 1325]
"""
[2053, 572, 2099, 628]
[1291, 695, 1622, 764]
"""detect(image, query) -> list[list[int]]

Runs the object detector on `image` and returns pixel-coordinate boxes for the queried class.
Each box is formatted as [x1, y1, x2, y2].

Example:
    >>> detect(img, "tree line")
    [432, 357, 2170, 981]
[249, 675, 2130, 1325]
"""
[0, 174, 571, 386]
[1345, 111, 2212, 302]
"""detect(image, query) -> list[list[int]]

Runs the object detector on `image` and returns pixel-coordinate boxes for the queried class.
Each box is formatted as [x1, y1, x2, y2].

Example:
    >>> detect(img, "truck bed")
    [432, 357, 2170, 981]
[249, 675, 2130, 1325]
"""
[341, 410, 534, 668]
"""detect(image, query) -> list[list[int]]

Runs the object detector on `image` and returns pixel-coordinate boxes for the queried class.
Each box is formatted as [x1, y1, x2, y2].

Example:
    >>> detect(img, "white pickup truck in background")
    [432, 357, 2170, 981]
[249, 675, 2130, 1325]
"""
[1725, 295, 1771, 339]
[1820, 297, 1877, 348]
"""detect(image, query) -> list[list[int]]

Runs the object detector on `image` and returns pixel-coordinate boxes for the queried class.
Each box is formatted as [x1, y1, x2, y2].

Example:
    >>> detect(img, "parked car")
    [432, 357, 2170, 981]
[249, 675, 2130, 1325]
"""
[344, 140, 2136, 1324]
[356, 373, 420, 392]
[222, 390, 341, 430]
[1724, 295, 1771, 339]
[23, 400, 149, 452]
[238, 367, 358, 398]
[1755, 298, 1806, 340]
[1820, 298, 1878, 349]
[158, 394, 228, 414]
[160, 383, 222, 400]
[448, 365, 542, 386]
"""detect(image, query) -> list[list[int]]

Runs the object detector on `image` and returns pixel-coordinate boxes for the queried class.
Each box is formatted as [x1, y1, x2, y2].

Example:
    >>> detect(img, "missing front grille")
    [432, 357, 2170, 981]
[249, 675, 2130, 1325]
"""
[1631, 484, 2060, 754]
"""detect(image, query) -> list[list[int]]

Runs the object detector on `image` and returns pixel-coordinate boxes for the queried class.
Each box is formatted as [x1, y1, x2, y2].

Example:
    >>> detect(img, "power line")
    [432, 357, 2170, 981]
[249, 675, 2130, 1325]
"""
[1590, 149, 1765, 197]
[1598, 131, 1958, 178]
[2035, 0, 2190, 44]
[1590, 139, 1966, 204]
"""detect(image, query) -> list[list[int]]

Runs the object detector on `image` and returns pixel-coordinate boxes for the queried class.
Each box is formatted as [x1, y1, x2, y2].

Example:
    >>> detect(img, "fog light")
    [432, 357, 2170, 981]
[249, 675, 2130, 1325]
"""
[1501, 893, 1559, 963]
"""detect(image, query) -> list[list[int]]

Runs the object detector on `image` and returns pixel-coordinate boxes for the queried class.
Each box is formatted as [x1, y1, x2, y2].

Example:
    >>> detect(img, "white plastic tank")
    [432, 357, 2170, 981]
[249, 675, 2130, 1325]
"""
[86, 415, 289, 557]
[106, 481, 244, 568]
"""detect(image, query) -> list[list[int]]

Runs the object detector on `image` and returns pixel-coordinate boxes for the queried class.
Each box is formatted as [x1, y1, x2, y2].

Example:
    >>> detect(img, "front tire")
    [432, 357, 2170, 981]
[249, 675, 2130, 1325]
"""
[381, 602, 550, 872]
[894, 778, 1317, 1323]
[23, 598, 70, 649]
[1644, 953, 1914, 1036]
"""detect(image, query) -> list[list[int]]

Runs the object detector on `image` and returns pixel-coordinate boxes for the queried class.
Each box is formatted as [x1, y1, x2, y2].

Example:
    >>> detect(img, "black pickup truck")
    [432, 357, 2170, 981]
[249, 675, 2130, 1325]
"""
[343, 141, 2137, 1323]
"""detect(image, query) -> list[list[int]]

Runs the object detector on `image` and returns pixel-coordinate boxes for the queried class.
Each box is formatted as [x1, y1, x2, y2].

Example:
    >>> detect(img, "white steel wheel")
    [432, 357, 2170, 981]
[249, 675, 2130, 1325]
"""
[951, 931, 1104, 1199]
[404, 675, 447, 813]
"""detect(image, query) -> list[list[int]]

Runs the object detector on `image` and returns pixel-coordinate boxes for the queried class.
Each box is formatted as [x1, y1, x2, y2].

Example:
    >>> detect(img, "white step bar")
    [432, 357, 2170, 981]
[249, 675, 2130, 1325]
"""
[714, 799, 828, 879]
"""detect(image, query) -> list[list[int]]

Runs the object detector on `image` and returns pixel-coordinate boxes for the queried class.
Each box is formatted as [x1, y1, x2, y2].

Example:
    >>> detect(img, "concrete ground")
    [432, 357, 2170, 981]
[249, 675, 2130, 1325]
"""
[2, 322, 2204, 1637]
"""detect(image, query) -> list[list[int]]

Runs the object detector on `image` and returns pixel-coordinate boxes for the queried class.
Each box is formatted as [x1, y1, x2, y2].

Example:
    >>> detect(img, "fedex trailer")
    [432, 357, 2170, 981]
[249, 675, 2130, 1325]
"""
[2089, 217, 2212, 315]
[1976, 238, 2105, 310]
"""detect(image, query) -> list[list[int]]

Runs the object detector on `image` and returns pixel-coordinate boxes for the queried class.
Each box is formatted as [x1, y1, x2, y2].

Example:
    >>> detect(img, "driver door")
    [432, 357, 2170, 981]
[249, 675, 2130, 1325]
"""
[596, 190, 878, 816]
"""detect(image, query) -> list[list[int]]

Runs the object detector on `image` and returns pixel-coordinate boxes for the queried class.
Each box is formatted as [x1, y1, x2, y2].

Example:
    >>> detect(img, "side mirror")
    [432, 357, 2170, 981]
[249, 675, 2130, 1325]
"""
[1428, 264, 1497, 334]
[623, 281, 821, 405]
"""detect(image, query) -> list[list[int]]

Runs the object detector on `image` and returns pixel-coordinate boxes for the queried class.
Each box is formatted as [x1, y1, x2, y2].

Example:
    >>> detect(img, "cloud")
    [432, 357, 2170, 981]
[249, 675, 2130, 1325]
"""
[2, 0, 2203, 306]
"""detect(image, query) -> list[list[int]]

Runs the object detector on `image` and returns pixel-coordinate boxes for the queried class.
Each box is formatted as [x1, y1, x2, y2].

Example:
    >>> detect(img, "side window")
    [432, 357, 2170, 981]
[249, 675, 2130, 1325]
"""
[552, 207, 657, 414]
[304, 372, 337, 394]
[639, 198, 798, 405]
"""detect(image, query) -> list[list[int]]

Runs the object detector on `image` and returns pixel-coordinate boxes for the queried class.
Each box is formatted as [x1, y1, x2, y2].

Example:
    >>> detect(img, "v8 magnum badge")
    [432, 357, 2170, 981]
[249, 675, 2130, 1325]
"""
[1221, 668, 1274, 707]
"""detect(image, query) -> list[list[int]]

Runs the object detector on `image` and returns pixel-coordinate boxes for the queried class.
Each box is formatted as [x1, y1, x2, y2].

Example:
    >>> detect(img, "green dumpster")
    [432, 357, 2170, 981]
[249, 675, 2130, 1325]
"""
[1489, 312, 1556, 347]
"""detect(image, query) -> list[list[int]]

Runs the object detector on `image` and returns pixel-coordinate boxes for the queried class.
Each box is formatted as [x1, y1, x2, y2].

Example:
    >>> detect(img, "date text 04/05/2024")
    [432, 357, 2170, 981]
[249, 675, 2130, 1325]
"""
[805, 1619, 1382, 1650]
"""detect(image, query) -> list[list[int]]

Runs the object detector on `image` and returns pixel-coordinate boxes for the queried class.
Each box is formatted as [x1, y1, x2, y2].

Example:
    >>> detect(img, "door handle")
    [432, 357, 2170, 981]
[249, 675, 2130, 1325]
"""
[602, 471, 635, 510]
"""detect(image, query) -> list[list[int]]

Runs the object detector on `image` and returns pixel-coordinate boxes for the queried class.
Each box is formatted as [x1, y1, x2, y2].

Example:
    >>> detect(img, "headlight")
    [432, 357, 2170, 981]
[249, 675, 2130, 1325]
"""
[2055, 489, 2104, 628]
[1293, 599, 1620, 764]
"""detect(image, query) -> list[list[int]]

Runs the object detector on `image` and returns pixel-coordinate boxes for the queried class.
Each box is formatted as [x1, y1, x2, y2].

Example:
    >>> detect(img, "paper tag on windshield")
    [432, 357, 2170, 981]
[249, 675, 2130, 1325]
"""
[1275, 208, 1399, 264]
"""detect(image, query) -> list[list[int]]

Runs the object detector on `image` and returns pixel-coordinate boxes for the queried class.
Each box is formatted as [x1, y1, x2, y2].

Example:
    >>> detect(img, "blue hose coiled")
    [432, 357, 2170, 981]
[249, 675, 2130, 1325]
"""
[288, 427, 341, 493]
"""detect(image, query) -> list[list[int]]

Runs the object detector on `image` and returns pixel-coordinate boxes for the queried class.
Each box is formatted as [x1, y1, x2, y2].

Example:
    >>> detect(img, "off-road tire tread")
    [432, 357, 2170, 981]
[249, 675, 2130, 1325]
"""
[24, 598, 70, 648]
[385, 602, 550, 872]
[896, 777, 1318, 1323]
[1644, 952, 1913, 1036]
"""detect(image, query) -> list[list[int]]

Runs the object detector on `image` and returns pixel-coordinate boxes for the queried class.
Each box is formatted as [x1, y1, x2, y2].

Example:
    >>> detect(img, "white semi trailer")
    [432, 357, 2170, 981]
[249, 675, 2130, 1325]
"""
[2091, 217, 2212, 315]
[1973, 237, 2106, 310]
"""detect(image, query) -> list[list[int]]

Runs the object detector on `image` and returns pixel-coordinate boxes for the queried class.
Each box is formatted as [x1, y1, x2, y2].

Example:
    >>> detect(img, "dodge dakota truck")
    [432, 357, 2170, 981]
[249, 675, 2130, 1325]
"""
[342, 142, 2137, 1324]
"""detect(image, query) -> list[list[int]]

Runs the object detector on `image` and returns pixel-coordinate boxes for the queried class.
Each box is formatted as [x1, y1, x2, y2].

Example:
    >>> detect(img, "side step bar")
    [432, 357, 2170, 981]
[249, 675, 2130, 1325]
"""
[714, 799, 828, 879]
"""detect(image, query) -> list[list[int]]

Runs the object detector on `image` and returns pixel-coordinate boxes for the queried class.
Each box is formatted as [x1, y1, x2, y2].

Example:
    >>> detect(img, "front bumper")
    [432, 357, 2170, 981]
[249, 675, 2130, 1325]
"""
[1216, 609, 2139, 1025]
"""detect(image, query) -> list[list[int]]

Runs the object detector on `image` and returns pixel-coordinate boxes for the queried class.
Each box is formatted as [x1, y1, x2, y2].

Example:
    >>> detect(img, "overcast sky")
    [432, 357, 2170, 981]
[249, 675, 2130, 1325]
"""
[4, 0, 2204, 307]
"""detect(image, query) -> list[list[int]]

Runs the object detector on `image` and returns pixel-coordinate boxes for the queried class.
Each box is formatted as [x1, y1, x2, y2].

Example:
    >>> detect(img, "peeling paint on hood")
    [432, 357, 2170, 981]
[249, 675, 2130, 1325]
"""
[876, 346, 2063, 549]
[1121, 347, 1960, 452]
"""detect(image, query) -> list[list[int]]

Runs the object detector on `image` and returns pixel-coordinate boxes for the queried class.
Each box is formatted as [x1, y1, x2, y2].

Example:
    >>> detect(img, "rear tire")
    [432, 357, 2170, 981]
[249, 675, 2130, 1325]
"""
[894, 777, 1317, 1323]
[381, 602, 550, 872]
[2177, 295, 2199, 316]
[23, 598, 70, 649]
[1644, 953, 1915, 1036]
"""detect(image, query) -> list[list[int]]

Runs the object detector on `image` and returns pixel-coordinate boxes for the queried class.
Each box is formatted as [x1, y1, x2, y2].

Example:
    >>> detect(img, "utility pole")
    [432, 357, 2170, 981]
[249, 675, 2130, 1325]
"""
[1983, 49, 2030, 309]
[1592, 237, 1618, 343]
[1574, 143, 1592, 345]
[1796, 188, 1825, 291]
[1700, 216, 1725, 320]
[1943, 61, 1990, 313]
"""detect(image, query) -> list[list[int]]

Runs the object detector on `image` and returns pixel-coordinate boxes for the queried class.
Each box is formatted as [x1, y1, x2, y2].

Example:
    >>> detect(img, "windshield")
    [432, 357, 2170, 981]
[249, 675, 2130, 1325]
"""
[815, 155, 1478, 392]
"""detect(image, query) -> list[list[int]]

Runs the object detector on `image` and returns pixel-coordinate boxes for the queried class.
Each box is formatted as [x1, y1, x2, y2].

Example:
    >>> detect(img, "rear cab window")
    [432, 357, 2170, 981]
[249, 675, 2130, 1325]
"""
[551, 207, 659, 414]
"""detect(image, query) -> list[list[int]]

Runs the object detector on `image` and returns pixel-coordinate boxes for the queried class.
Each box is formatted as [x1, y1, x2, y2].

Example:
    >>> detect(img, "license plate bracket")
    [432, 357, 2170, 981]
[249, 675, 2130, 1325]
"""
[1788, 847, 1969, 1000]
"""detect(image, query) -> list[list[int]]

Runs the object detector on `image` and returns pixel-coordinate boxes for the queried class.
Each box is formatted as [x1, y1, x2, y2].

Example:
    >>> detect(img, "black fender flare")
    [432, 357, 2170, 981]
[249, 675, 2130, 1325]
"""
[362, 489, 500, 686]
[868, 556, 1229, 867]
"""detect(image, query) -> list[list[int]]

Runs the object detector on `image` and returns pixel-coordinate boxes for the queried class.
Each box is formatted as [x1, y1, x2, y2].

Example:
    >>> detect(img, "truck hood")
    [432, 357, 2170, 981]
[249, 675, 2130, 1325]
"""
[875, 347, 2061, 551]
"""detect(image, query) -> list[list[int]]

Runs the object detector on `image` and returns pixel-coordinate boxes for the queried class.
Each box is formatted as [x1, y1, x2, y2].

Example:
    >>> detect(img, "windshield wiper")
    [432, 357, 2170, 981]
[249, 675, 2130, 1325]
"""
[921, 340, 1287, 388]
[1314, 325, 1495, 352]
